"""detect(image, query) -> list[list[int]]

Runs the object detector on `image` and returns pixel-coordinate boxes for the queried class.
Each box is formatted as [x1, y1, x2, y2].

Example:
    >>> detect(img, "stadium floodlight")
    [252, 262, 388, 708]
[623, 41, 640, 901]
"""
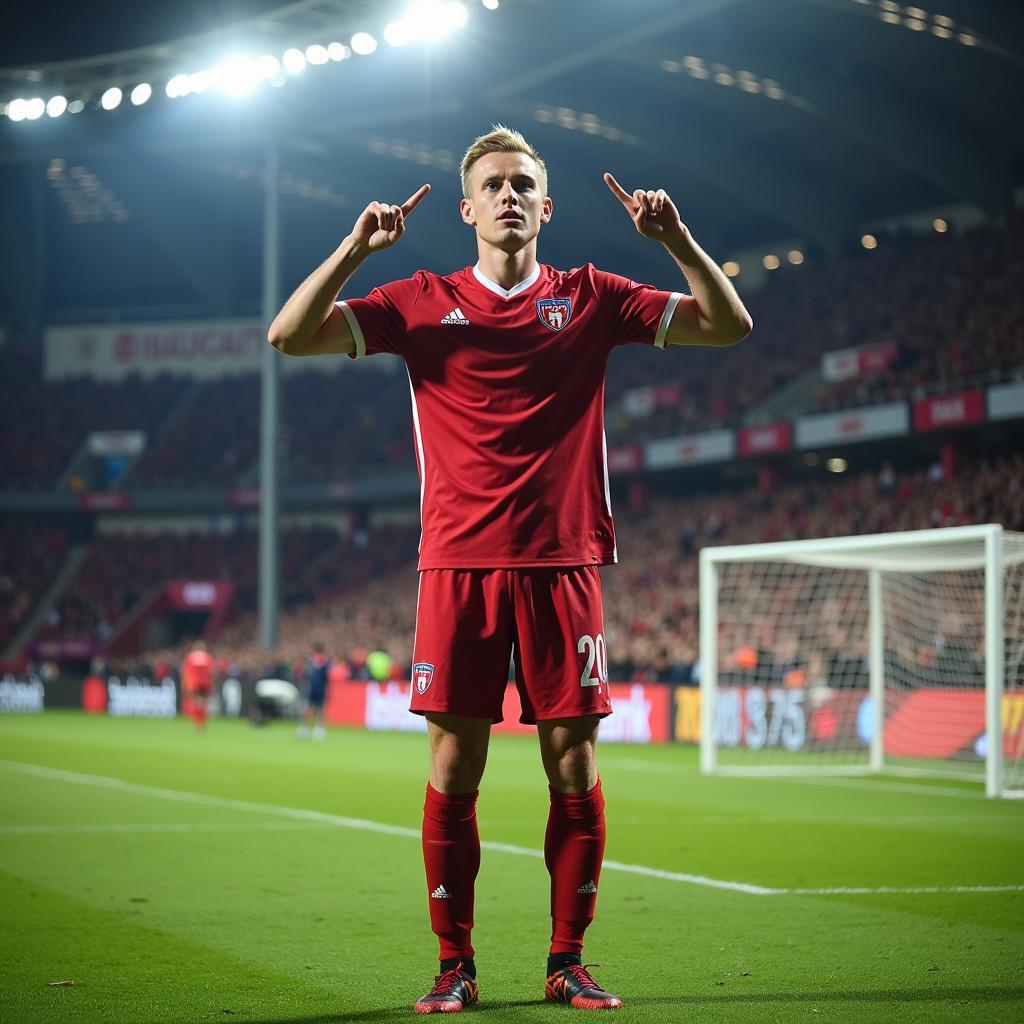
[384, 20, 413, 46]
[390, 2, 469, 43]
[25, 97, 46, 120]
[350, 32, 378, 55]
[327, 42, 350, 61]
[213, 57, 259, 96]
[188, 70, 212, 94]
[166, 74, 191, 98]
[68, 99, 85, 114]
[482, 0, 499, 8]
[130, 83, 152, 106]
[446, 2, 469, 27]
[305, 44, 329, 65]
[282, 48, 306, 73]
[6, 98, 28, 121]
[46, 95, 68, 118]
[256, 54, 280, 78]
[100, 87, 123, 110]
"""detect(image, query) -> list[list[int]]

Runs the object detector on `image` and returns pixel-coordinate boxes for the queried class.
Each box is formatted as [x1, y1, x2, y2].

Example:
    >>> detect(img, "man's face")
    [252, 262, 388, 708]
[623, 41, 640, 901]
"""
[460, 151, 552, 251]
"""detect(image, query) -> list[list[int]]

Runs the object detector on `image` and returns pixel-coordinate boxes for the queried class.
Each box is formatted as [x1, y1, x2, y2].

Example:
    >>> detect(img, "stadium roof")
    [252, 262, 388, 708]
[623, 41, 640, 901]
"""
[1, 0, 1022, 327]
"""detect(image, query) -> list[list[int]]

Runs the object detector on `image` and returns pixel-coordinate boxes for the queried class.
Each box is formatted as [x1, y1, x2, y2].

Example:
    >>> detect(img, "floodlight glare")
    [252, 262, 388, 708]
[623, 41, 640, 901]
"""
[327, 42, 350, 61]
[130, 83, 152, 106]
[256, 54, 281, 78]
[447, 2, 469, 27]
[46, 95, 68, 118]
[482, 0, 499, 8]
[305, 44, 329, 65]
[214, 57, 259, 96]
[384, 20, 413, 46]
[68, 100, 85, 114]
[188, 70, 212, 93]
[26, 97, 46, 120]
[396, 2, 461, 42]
[100, 87, 123, 110]
[282, 48, 306, 73]
[6, 98, 28, 122]
[166, 74, 191, 98]
[350, 32, 378, 55]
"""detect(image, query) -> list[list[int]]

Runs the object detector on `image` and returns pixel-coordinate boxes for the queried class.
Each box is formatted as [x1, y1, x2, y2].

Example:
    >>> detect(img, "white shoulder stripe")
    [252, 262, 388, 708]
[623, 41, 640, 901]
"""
[654, 292, 684, 349]
[336, 300, 366, 358]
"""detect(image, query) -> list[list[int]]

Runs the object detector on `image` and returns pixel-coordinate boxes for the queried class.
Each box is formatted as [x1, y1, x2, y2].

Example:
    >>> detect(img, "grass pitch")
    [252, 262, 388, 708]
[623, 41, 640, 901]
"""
[1, 712, 1022, 1023]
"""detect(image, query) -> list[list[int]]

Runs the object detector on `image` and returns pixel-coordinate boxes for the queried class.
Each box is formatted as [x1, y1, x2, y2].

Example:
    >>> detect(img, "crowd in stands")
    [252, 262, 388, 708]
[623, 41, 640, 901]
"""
[809, 211, 1024, 411]
[605, 213, 1024, 440]
[129, 365, 416, 488]
[37, 524, 418, 645]
[0, 522, 67, 650]
[126, 449, 1023, 688]
[130, 376, 258, 489]
[0, 354, 185, 491]
[5, 215, 1021, 490]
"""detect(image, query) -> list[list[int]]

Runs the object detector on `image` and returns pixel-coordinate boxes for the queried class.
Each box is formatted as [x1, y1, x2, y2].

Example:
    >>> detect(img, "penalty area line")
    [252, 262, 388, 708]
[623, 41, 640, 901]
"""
[2, 759, 1020, 898]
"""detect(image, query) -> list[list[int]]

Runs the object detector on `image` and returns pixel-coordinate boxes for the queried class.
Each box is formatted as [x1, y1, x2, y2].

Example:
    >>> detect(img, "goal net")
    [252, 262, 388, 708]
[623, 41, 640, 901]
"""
[698, 525, 1024, 798]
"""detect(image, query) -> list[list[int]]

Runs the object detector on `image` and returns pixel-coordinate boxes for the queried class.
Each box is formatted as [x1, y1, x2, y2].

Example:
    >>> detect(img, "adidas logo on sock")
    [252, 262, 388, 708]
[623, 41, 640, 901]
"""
[576, 880, 598, 895]
[441, 307, 470, 325]
[431, 884, 452, 899]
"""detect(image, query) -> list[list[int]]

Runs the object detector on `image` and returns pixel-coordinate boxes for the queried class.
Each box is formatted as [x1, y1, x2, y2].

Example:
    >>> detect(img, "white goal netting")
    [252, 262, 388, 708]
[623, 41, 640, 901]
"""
[699, 526, 1024, 797]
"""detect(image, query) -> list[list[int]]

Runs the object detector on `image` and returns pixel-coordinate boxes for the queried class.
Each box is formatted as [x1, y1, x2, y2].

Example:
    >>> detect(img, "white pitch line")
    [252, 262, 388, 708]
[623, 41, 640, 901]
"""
[0, 822, 332, 835]
[2, 759, 1020, 898]
[784, 885, 1024, 895]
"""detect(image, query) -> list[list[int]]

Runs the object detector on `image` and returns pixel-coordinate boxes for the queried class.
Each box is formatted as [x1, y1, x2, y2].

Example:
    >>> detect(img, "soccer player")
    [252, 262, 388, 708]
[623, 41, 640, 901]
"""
[296, 641, 331, 741]
[181, 639, 214, 732]
[268, 126, 752, 1012]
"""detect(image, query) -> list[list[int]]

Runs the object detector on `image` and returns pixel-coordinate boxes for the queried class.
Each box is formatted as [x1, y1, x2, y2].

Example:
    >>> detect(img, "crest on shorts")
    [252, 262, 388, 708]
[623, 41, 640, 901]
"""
[536, 297, 572, 332]
[412, 662, 435, 695]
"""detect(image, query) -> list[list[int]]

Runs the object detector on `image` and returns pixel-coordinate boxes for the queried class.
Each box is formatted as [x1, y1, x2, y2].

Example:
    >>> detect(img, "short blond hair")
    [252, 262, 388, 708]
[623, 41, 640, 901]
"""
[460, 124, 548, 198]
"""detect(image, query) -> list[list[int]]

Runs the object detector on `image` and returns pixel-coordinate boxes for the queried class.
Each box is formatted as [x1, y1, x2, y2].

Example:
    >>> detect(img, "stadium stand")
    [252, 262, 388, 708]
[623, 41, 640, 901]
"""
[0, 352, 186, 491]
[605, 215, 1024, 441]
[114, 449, 1022, 687]
[33, 522, 421, 648]
[9, 218, 1019, 492]
[0, 522, 68, 650]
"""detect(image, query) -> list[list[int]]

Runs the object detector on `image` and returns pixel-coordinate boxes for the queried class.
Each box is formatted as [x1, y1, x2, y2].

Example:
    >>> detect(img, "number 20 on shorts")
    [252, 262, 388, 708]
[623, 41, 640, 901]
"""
[577, 633, 608, 690]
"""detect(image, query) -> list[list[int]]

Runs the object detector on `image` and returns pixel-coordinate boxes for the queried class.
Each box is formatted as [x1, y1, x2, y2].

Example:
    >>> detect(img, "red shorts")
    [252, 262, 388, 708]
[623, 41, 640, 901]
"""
[409, 567, 612, 724]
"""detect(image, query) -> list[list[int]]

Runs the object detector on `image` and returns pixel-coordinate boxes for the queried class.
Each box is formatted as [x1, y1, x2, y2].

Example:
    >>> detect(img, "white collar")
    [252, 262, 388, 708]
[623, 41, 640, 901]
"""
[472, 262, 541, 300]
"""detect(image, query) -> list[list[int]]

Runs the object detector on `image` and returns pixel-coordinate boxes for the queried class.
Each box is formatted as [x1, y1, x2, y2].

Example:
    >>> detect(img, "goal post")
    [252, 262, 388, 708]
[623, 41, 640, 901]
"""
[698, 525, 1024, 798]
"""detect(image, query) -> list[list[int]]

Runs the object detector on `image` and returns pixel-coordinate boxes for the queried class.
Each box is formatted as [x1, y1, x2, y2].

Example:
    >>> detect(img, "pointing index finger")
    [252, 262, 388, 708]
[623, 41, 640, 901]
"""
[603, 172, 634, 207]
[400, 183, 431, 216]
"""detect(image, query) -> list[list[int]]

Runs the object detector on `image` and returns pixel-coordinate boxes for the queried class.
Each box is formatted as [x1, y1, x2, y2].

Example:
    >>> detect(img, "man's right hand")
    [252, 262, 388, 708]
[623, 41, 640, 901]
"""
[350, 184, 431, 252]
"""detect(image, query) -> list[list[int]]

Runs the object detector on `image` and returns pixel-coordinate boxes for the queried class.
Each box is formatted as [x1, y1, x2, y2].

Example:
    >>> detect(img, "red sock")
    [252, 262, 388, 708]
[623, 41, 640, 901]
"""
[193, 703, 206, 729]
[545, 779, 606, 955]
[422, 784, 480, 960]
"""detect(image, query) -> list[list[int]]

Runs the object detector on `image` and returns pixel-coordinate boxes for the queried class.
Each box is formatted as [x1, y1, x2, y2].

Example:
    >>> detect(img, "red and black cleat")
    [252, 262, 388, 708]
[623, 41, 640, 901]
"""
[413, 964, 479, 1014]
[545, 964, 623, 1010]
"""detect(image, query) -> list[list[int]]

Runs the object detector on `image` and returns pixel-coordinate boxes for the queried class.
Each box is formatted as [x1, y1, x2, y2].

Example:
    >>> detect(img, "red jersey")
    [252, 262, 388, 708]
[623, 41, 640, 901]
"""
[339, 263, 681, 569]
[182, 650, 214, 691]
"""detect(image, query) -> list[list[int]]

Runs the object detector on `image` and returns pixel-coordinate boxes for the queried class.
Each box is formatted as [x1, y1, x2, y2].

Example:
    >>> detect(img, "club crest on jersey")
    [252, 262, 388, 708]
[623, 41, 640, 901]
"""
[536, 297, 572, 332]
[412, 662, 435, 695]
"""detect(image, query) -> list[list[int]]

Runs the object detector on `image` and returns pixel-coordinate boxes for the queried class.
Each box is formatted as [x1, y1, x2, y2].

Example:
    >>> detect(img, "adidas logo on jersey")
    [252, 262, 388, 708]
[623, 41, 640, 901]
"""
[441, 307, 470, 325]
[431, 884, 452, 899]
[576, 880, 598, 895]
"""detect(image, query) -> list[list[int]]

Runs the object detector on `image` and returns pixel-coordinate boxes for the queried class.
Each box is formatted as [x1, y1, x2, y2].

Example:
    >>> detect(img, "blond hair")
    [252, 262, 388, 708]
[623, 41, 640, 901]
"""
[460, 124, 548, 198]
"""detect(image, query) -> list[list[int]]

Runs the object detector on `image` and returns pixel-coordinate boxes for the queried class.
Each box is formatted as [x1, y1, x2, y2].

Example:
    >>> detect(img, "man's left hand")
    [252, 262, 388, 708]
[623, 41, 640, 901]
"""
[603, 172, 689, 246]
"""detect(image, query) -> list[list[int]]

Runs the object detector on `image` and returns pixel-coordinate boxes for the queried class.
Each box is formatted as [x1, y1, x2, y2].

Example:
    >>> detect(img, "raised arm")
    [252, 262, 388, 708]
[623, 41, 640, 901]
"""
[267, 184, 430, 357]
[603, 172, 752, 347]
